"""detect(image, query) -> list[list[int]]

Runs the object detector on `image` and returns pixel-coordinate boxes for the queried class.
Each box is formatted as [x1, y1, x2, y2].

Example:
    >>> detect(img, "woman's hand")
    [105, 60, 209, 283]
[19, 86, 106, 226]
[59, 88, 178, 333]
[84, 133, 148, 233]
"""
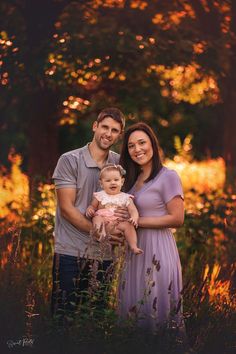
[113, 206, 130, 222]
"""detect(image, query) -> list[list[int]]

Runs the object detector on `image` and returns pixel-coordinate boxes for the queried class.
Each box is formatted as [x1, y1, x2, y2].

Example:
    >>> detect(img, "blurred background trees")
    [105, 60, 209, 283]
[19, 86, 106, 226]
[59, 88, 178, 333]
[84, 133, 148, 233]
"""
[1, 3, 236, 350]
[1, 0, 235, 187]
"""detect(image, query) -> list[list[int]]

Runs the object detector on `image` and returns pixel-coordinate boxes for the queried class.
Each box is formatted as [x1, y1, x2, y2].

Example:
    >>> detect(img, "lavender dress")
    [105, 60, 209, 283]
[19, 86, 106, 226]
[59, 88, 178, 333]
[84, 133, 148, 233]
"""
[118, 167, 184, 332]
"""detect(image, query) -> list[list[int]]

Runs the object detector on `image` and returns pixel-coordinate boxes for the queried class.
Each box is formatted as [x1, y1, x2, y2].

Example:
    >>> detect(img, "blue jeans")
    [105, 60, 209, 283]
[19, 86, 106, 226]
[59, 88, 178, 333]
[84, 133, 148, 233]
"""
[51, 253, 113, 323]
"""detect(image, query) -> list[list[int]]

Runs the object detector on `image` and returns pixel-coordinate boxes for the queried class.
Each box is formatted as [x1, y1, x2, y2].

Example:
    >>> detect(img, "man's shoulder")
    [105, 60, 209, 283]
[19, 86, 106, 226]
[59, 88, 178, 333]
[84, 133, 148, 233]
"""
[60, 146, 87, 162]
[53, 146, 88, 182]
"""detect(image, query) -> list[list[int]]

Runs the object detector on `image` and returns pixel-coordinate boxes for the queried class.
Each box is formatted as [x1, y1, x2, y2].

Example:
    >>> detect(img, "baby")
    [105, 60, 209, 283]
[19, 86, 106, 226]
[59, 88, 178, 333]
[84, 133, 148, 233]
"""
[86, 164, 143, 255]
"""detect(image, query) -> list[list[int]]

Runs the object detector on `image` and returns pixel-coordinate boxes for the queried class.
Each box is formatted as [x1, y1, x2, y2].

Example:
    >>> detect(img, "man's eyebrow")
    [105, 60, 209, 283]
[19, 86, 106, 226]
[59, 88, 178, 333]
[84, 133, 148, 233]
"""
[101, 123, 120, 131]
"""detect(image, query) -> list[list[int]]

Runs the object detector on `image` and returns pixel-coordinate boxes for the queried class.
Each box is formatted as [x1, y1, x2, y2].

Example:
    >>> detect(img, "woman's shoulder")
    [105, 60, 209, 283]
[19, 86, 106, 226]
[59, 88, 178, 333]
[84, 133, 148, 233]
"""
[158, 167, 184, 201]
[153, 166, 181, 185]
[160, 166, 180, 177]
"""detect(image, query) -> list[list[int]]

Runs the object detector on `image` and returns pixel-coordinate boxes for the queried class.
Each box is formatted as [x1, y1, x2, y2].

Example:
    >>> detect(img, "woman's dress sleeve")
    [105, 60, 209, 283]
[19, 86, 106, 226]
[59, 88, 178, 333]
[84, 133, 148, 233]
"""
[161, 170, 184, 204]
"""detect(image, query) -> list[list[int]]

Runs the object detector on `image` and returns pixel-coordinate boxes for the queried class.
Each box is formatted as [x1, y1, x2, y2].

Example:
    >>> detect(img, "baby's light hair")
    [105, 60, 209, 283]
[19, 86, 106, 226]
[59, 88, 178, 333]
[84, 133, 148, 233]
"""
[100, 163, 126, 179]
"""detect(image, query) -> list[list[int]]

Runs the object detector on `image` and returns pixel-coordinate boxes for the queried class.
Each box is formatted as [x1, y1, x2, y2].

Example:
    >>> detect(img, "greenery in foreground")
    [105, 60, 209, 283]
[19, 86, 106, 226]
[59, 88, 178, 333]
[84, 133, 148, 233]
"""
[0, 188, 236, 354]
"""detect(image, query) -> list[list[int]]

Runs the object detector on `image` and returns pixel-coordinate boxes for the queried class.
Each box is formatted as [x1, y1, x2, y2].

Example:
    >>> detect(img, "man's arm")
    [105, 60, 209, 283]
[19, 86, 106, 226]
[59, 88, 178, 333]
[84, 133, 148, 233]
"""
[56, 188, 92, 233]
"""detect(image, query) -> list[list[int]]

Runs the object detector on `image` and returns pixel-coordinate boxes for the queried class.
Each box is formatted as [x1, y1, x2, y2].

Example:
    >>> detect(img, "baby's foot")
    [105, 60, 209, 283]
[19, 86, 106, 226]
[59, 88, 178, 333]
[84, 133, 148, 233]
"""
[131, 247, 143, 255]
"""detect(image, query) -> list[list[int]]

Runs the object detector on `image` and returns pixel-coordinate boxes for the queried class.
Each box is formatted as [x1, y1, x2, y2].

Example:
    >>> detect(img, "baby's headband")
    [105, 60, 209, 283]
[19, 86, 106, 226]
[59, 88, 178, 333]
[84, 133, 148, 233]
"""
[100, 163, 126, 177]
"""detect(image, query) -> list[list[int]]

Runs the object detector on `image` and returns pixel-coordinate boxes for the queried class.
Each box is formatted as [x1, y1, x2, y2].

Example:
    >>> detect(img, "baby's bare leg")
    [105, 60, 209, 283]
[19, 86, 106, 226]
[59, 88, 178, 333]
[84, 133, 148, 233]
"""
[92, 215, 106, 240]
[117, 221, 143, 255]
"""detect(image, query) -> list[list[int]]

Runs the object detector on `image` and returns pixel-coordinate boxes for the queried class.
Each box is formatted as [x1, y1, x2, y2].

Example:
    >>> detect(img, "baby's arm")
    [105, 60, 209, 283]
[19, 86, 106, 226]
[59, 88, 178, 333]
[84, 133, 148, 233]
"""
[127, 199, 139, 227]
[86, 197, 99, 218]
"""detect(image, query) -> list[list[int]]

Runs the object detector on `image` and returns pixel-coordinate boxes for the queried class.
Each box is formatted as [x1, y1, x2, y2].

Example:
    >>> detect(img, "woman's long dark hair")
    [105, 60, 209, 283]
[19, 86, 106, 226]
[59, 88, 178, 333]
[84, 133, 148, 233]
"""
[119, 122, 163, 192]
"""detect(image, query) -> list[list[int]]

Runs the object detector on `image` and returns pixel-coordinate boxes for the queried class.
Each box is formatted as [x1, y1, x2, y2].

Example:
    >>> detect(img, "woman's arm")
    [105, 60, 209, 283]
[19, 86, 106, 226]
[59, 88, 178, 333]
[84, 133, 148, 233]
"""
[138, 196, 184, 229]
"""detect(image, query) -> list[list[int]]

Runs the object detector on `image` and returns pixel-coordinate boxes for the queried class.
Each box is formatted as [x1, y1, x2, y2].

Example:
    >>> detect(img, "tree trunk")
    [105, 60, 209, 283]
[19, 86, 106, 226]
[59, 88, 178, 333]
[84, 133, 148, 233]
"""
[222, 1, 236, 188]
[20, 0, 71, 189]
[27, 87, 59, 190]
[223, 92, 236, 187]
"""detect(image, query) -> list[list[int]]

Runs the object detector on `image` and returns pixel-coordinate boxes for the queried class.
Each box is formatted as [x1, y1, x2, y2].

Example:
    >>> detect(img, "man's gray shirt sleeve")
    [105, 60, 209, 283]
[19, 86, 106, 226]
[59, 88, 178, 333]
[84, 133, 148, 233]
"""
[53, 154, 77, 189]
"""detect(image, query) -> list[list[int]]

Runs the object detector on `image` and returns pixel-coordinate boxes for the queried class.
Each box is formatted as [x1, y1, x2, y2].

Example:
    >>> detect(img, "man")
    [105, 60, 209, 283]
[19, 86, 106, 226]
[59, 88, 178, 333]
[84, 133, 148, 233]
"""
[51, 107, 125, 323]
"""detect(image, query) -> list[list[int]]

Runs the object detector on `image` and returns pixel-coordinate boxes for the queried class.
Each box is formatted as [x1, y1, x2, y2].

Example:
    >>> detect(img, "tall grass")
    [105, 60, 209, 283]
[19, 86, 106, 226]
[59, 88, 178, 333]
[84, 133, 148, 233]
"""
[0, 154, 235, 353]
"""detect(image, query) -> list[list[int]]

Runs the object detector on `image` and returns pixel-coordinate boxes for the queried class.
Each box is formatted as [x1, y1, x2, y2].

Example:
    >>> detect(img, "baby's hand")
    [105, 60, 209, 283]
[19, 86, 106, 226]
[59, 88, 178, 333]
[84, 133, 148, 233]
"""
[129, 217, 138, 228]
[86, 206, 95, 218]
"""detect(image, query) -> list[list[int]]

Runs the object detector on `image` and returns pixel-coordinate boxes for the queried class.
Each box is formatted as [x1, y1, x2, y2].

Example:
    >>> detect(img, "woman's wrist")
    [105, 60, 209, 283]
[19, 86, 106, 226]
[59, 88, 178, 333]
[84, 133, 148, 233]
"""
[138, 217, 144, 228]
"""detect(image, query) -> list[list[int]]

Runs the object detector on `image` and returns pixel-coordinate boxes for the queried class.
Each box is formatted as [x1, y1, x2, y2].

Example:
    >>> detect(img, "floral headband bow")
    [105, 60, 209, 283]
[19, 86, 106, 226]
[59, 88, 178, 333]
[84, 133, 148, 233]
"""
[100, 163, 126, 177]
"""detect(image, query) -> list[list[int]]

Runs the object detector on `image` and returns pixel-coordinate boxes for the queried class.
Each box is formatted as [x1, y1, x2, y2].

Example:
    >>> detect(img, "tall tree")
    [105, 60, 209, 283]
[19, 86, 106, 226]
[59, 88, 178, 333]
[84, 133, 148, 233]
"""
[187, 0, 236, 185]
[152, 0, 236, 185]
[1, 0, 235, 187]
[0, 0, 72, 185]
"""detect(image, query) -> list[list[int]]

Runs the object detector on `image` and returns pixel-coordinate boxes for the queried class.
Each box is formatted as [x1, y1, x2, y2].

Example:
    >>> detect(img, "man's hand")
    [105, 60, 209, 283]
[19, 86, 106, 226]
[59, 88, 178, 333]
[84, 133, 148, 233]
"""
[113, 206, 130, 222]
[106, 220, 125, 245]
[108, 233, 125, 245]
[91, 224, 105, 242]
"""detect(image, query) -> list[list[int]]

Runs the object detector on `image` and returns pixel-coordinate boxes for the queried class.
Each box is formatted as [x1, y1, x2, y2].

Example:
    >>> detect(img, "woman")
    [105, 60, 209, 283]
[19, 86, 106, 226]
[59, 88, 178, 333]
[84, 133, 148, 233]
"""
[118, 122, 185, 333]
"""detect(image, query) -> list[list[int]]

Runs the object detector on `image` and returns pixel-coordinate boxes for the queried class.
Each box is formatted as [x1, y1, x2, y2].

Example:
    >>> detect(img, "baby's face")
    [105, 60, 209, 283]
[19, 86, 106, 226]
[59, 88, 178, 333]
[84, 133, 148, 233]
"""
[100, 170, 124, 195]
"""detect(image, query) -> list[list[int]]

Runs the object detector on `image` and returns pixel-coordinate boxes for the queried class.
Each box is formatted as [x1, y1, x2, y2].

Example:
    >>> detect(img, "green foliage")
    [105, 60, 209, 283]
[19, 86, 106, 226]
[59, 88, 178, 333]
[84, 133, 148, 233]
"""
[174, 134, 193, 161]
[0, 187, 235, 352]
[177, 189, 236, 282]
[2, 0, 234, 175]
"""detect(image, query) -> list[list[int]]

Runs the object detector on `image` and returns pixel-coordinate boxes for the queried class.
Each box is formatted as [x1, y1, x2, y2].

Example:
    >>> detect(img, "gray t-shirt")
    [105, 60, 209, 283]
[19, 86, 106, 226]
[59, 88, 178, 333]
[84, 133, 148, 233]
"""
[52, 144, 120, 259]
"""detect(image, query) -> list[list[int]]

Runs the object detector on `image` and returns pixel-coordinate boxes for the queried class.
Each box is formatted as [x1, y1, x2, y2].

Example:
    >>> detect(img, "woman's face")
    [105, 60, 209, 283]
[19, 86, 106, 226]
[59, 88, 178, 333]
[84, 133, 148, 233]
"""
[127, 130, 153, 167]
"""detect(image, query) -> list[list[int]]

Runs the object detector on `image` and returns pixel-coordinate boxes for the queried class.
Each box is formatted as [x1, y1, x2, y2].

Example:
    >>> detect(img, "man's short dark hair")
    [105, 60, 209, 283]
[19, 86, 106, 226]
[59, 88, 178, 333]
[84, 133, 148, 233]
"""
[97, 107, 125, 130]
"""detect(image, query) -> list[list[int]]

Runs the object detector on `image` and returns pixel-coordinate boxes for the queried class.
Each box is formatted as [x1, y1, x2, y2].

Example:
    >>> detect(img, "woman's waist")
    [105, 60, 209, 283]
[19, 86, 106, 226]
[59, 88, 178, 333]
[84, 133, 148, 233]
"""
[138, 212, 168, 218]
[137, 227, 174, 235]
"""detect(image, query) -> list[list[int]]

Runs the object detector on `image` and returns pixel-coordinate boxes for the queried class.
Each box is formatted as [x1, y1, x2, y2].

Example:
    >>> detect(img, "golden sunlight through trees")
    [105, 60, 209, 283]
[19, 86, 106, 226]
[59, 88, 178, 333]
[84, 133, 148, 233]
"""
[0, 150, 29, 222]
[0, 150, 225, 226]
[148, 63, 219, 104]
[1, 1, 236, 349]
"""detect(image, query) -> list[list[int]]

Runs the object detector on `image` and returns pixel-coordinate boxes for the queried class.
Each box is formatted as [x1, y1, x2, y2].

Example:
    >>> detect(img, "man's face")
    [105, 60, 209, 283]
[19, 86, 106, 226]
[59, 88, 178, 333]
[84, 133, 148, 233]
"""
[92, 117, 122, 150]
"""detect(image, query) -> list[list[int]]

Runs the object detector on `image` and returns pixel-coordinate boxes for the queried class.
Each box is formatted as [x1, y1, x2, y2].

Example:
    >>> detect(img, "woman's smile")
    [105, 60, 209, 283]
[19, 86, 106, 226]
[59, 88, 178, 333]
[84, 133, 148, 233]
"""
[135, 152, 145, 159]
